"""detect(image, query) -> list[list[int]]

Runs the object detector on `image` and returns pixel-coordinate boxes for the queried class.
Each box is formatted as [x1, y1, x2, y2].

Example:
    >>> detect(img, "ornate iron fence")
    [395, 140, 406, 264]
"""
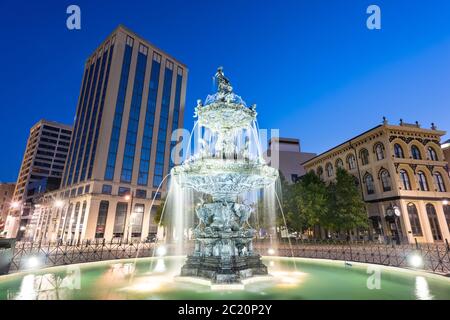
[7, 239, 450, 275]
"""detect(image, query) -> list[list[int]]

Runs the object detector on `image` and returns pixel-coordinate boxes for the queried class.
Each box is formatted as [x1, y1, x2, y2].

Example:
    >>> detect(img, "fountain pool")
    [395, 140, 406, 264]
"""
[1, 257, 449, 300]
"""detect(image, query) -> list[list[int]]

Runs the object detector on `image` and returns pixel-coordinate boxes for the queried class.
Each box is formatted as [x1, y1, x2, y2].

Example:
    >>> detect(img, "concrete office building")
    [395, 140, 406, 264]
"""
[4, 120, 72, 238]
[303, 119, 450, 244]
[32, 26, 187, 243]
[265, 137, 316, 183]
[0, 183, 15, 232]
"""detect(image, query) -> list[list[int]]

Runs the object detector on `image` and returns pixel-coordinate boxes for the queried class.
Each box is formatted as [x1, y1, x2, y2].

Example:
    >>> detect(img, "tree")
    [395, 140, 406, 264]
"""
[279, 171, 329, 237]
[153, 197, 166, 225]
[327, 168, 368, 235]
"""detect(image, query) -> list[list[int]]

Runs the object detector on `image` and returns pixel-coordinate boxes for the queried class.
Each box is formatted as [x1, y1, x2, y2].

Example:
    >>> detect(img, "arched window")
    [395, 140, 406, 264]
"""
[374, 143, 385, 160]
[417, 171, 429, 191]
[407, 203, 422, 236]
[380, 169, 392, 192]
[444, 205, 450, 231]
[364, 173, 375, 195]
[411, 145, 422, 160]
[427, 146, 438, 161]
[434, 172, 446, 192]
[326, 163, 333, 177]
[335, 158, 344, 169]
[360, 149, 369, 165]
[394, 144, 404, 158]
[317, 166, 323, 180]
[426, 204, 442, 241]
[347, 155, 356, 170]
[353, 176, 360, 187]
[400, 169, 412, 190]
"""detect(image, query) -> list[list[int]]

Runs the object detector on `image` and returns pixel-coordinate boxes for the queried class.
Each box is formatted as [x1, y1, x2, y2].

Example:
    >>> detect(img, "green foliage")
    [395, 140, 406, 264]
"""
[326, 168, 368, 232]
[280, 169, 368, 236]
[153, 198, 166, 225]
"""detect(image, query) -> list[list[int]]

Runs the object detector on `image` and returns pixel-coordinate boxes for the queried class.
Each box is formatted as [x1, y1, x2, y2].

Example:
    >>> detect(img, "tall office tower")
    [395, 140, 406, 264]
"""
[32, 26, 187, 243]
[5, 120, 72, 238]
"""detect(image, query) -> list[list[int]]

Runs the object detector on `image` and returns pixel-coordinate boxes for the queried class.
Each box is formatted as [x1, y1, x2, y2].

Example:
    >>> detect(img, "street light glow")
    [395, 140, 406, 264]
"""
[54, 200, 65, 208]
[408, 253, 424, 268]
[268, 248, 275, 255]
[124, 195, 131, 201]
[156, 245, 167, 257]
[25, 256, 41, 269]
[10, 201, 20, 209]
[443, 199, 449, 206]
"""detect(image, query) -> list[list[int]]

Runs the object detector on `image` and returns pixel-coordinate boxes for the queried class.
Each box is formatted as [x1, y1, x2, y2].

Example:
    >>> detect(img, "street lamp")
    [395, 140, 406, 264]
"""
[10, 201, 20, 209]
[443, 199, 449, 206]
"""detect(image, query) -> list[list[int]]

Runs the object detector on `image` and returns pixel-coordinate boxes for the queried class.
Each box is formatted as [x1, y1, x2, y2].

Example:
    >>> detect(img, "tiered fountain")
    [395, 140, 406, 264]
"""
[171, 67, 279, 284]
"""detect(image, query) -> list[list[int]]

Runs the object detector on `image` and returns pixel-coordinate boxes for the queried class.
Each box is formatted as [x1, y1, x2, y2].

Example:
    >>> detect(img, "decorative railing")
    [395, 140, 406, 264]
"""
[6, 239, 450, 275]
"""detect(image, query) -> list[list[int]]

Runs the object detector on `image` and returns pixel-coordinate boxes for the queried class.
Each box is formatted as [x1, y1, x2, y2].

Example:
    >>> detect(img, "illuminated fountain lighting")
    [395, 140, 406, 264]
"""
[168, 67, 279, 287]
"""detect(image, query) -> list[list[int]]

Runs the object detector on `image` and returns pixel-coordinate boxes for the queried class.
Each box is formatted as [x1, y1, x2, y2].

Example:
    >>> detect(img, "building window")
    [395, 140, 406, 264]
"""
[335, 158, 344, 169]
[120, 49, 148, 183]
[347, 155, 356, 170]
[88, 44, 115, 180]
[427, 147, 438, 161]
[113, 202, 128, 238]
[426, 204, 442, 241]
[95, 201, 109, 238]
[138, 58, 161, 185]
[411, 145, 422, 160]
[151, 191, 161, 200]
[84, 185, 90, 194]
[360, 149, 370, 165]
[444, 205, 450, 232]
[400, 169, 412, 190]
[102, 184, 112, 195]
[407, 203, 422, 236]
[364, 173, 375, 195]
[118, 187, 131, 196]
[152, 66, 173, 187]
[104, 43, 133, 180]
[417, 171, 429, 191]
[433, 172, 446, 192]
[126, 36, 134, 47]
[131, 204, 144, 237]
[317, 166, 323, 180]
[291, 174, 299, 183]
[135, 189, 147, 199]
[394, 144, 404, 158]
[374, 143, 385, 160]
[169, 70, 183, 170]
[380, 169, 392, 192]
[326, 163, 333, 177]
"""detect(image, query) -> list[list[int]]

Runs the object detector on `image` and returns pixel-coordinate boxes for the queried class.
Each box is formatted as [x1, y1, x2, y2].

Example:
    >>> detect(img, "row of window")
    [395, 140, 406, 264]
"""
[95, 200, 157, 238]
[393, 143, 439, 161]
[101, 184, 161, 200]
[363, 169, 447, 194]
[318, 143, 441, 178]
[407, 203, 450, 240]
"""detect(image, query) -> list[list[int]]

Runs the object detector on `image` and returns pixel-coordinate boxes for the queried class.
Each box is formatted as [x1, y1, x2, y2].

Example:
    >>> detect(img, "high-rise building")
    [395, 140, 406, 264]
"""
[32, 25, 187, 243]
[303, 119, 450, 244]
[0, 183, 15, 233]
[4, 120, 72, 238]
[265, 137, 316, 183]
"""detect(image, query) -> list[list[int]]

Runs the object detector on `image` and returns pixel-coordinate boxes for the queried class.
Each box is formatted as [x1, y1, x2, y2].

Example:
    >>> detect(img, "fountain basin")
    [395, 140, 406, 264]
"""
[1, 256, 449, 300]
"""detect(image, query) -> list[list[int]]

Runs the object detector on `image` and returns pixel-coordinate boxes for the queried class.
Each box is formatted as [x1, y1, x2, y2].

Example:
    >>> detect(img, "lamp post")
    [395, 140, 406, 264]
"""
[125, 192, 134, 243]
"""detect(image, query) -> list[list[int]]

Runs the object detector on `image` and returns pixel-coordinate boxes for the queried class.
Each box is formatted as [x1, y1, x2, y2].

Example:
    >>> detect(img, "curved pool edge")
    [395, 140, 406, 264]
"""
[2, 255, 449, 283]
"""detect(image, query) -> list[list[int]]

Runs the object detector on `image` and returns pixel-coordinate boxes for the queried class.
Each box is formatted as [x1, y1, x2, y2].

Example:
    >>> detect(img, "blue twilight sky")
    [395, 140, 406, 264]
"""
[1, 0, 450, 182]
